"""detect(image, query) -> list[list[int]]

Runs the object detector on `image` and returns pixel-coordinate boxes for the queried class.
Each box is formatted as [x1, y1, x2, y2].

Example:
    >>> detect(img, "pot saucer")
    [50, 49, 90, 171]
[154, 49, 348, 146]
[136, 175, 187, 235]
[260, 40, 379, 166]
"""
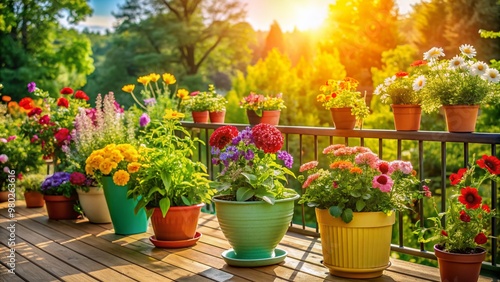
[221, 248, 287, 267]
[149, 232, 202, 248]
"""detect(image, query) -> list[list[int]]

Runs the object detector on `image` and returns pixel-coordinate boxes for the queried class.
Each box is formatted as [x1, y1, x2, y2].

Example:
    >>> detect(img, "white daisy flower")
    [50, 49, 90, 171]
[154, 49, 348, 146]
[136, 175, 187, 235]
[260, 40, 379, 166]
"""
[423, 47, 445, 61]
[471, 61, 489, 76]
[412, 75, 426, 91]
[482, 68, 500, 83]
[449, 55, 465, 69]
[384, 75, 396, 86]
[459, 44, 476, 58]
[373, 84, 384, 95]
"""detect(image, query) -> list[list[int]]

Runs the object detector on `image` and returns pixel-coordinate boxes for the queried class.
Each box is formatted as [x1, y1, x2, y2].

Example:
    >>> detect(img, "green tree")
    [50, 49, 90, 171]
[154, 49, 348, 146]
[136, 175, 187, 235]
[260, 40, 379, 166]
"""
[0, 0, 93, 100]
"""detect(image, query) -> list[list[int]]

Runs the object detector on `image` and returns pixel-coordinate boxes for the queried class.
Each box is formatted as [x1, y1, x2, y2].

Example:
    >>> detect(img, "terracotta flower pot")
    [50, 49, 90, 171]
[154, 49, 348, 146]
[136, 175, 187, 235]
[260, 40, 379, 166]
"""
[0, 191, 9, 203]
[149, 204, 204, 241]
[24, 191, 45, 208]
[391, 104, 422, 131]
[434, 244, 486, 282]
[330, 107, 356, 130]
[443, 105, 479, 133]
[246, 110, 280, 126]
[191, 111, 209, 123]
[209, 111, 225, 123]
[44, 194, 80, 220]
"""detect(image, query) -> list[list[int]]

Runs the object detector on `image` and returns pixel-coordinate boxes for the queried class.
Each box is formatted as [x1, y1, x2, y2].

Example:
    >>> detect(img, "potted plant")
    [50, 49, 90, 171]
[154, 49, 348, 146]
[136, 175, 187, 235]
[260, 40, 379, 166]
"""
[298, 144, 427, 278]
[209, 124, 299, 266]
[316, 77, 369, 130]
[240, 92, 286, 126]
[85, 143, 147, 235]
[373, 61, 428, 131]
[40, 172, 80, 220]
[69, 93, 134, 224]
[128, 113, 215, 248]
[206, 84, 227, 123]
[419, 44, 500, 132]
[415, 155, 498, 282]
[20, 174, 45, 208]
[181, 90, 211, 123]
[20, 82, 90, 170]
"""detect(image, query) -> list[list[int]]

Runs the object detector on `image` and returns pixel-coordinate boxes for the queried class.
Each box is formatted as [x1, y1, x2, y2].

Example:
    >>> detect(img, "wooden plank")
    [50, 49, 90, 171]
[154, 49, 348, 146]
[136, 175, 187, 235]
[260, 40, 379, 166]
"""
[8, 207, 209, 281]
[0, 227, 97, 282]
[0, 215, 135, 282]
[0, 244, 51, 282]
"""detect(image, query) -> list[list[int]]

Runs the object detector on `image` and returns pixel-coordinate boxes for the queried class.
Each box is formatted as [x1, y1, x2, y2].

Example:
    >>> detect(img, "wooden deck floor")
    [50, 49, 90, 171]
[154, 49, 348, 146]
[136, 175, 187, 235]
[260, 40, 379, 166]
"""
[0, 201, 494, 282]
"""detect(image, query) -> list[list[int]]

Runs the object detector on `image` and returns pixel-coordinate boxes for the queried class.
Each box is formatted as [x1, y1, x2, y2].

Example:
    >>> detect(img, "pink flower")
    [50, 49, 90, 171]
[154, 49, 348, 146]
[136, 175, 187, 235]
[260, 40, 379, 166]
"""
[7, 136, 16, 142]
[0, 154, 8, 164]
[389, 160, 413, 174]
[3, 166, 10, 173]
[302, 173, 320, 188]
[0, 138, 6, 143]
[423, 185, 432, 198]
[355, 152, 379, 169]
[372, 174, 394, 192]
[322, 144, 345, 154]
[299, 161, 319, 172]
[30, 135, 39, 143]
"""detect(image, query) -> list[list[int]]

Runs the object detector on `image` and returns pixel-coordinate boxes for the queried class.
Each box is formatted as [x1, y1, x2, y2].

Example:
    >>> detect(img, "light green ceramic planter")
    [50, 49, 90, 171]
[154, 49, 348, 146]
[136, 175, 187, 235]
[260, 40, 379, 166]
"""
[213, 194, 299, 259]
[101, 176, 147, 235]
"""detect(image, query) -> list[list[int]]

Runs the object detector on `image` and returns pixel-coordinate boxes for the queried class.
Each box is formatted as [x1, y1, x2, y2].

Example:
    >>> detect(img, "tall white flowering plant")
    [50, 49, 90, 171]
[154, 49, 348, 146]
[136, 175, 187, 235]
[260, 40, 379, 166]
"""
[419, 44, 500, 113]
[68, 92, 136, 176]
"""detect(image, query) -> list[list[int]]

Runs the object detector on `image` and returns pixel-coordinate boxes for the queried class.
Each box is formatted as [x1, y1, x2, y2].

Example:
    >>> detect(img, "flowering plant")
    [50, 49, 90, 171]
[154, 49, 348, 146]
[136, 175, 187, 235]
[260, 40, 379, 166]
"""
[69, 92, 136, 174]
[129, 111, 215, 217]
[19, 174, 45, 193]
[209, 124, 298, 204]
[41, 171, 90, 197]
[240, 92, 286, 117]
[373, 61, 428, 106]
[298, 145, 426, 223]
[84, 143, 141, 187]
[19, 82, 90, 168]
[419, 44, 500, 113]
[316, 77, 370, 121]
[415, 155, 498, 254]
[180, 89, 211, 112]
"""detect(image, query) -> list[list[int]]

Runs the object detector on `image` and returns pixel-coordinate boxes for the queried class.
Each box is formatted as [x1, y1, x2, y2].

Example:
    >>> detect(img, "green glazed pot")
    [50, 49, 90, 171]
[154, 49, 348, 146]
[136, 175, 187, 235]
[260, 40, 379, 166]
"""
[101, 176, 148, 235]
[213, 194, 299, 259]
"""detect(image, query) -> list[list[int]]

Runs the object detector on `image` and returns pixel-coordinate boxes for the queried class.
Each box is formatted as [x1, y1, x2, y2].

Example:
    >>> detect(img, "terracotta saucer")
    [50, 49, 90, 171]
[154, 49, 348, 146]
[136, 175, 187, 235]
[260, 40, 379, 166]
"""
[149, 232, 202, 248]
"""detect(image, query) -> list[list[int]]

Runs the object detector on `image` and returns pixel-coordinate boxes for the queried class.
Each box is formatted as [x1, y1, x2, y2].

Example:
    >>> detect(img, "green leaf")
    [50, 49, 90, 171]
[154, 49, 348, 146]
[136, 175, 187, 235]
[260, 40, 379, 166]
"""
[236, 187, 254, 201]
[261, 195, 276, 205]
[160, 171, 171, 193]
[181, 195, 191, 206]
[342, 208, 354, 223]
[329, 206, 342, 218]
[362, 193, 371, 200]
[356, 199, 366, 211]
[134, 198, 148, 215]
[159, 197, 171, 218]
[350, 191, 361, 197]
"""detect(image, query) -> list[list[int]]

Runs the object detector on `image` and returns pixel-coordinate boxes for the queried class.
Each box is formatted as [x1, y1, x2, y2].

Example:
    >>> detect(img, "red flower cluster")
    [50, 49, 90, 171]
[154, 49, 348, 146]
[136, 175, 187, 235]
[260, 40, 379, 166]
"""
[458, 186, 482, 209]
[69, 172, 87, 186]
[57, 97, 69, 108]
[477, 154, 500, 175]
[54, 128, 70, 145]
[449, 168, 467, 185]
[209, 125, 239, 149]
[28, 107, 42, 117]
[19, 97, 34, 110]
[60, 87, 73, 95]
[251, 123, 283, 153]
[75, 90, 90, 101]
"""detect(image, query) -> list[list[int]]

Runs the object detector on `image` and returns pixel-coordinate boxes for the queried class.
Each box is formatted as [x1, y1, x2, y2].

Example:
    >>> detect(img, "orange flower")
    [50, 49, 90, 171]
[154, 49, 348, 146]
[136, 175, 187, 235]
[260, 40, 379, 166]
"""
[137, 75, 151, 85]
[2, 95, 11, 102]
[122, 84, 135, 93]
[176, 89, 189, 100]
[19, 97, 35, 110]
[149, 73, 160, 82]
[162, 73, 176, 85]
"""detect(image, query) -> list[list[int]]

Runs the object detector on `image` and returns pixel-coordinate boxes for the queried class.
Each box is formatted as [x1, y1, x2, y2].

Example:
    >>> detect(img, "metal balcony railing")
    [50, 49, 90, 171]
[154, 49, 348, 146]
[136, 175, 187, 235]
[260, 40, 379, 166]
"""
[182, 122, 500, 277]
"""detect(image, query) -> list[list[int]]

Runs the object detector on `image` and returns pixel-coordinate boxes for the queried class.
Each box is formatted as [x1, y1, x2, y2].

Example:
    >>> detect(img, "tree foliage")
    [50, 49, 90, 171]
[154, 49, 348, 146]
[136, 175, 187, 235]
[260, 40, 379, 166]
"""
[0, 0, 93, 100]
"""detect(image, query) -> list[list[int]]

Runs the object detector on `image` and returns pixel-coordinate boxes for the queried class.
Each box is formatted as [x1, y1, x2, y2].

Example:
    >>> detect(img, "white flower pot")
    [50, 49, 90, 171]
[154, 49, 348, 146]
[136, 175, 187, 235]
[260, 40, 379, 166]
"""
[77, 187, 111, 223]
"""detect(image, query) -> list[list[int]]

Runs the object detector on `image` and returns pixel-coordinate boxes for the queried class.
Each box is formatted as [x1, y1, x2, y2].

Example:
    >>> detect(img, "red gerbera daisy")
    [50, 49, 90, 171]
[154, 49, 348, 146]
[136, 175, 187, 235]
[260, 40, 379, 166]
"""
[458, 186, 482, 209]
[74, 90, 90, 101]
[481, 204, 490, 213]
[57, 97, 69, 108]
[449, 168, 467, 185]
[209, 125, 238, 149]
[252, 123, 283, 153]
[474, 233, 487, 244]
[410, 60, 427, 67]
[395, 71, 409, 78]
[378, 161, 389, 174]
[459, 210, 470, 222]
[60, 87, 73, 95]
[19, 97, 35, 110]
[27, 107, 42, 117]
[476, 155, 500, 175]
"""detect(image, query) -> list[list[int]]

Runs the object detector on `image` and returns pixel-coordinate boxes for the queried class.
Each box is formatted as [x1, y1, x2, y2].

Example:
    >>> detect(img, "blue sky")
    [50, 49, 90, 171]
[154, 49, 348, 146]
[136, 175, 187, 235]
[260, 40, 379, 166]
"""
[80, 0, 420, 32]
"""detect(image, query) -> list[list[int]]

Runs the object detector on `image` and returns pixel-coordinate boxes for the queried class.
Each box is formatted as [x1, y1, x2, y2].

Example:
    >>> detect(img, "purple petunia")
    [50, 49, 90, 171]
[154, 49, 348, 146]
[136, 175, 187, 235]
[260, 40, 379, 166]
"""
[277, 150, 293, 168]
[27, 82, 36, 93]
[41, 172, 71, 192]
[139, 113, 151, 127]
[144, 98, 157, 106]
[244, 149, 254, 161]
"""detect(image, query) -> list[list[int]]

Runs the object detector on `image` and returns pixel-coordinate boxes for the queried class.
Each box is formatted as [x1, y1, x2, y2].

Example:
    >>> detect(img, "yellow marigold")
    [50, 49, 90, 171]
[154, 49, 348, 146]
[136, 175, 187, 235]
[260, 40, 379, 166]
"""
[127, 162, 141, 173]
[87, 155, 104, 170]
[122, 84, 135, 93]
[176, 88, 189, 100]
[109, 150, 124, 163]
[123, 151, 139, 162]
[85, 164, 94, 176]
[137, 75, 151, 85]
[104, 144, 117, 152]
[149, 73, 160, 82]
[164, 109, 185, 120]
[162, 73, 176, 84]
[99, 160, 116, 175]
[113, 169, 130, 186]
